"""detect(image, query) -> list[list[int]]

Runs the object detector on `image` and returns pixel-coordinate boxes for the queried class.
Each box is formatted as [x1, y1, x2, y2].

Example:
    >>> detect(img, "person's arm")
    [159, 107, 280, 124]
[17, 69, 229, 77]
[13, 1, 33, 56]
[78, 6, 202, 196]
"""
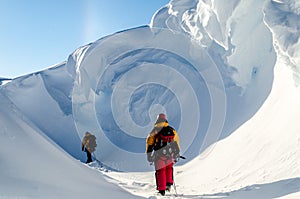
[173, 130, 180, 151]
[146, 130, 156, 162]
[81, 137, 86, 151]
[146, 132, 155, 153]
[172, 130, 180, 160]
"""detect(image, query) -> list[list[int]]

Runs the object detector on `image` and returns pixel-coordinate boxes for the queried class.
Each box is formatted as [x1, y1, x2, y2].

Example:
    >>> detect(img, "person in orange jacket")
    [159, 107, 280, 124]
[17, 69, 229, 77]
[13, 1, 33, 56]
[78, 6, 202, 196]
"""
[146, 113, 180, 196]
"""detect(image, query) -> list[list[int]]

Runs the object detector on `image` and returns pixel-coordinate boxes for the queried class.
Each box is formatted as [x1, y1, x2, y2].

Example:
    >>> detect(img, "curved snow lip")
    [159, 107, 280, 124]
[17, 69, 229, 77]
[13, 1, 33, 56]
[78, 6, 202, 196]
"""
[72, 26, 226, 171]
[0, 78, 12, 86]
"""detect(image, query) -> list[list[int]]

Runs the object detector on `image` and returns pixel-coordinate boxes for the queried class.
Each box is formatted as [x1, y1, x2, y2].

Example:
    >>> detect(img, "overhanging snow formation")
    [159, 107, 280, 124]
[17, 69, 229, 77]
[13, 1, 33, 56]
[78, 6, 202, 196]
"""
[72, 26, 226, 171]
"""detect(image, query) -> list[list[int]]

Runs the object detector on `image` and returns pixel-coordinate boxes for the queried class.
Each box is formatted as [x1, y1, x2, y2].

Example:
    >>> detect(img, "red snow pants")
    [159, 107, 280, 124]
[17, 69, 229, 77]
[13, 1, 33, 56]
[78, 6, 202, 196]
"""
[155, 156, 174, 191]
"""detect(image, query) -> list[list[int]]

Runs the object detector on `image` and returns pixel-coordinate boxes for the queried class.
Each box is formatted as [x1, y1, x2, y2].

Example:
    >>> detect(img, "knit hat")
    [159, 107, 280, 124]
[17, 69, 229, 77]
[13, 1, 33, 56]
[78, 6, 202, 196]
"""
[157, 113, 167, 120]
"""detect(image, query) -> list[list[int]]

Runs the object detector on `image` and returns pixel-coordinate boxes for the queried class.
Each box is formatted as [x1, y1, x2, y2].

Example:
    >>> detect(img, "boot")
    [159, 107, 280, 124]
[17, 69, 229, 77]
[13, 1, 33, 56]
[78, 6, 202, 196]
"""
[166, 182, 172, 192]
[158, 190, 165, 196]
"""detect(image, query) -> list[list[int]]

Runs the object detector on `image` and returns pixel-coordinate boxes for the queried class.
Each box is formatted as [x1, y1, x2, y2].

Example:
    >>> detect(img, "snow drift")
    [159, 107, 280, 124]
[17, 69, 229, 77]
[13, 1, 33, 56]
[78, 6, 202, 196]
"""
[0, 92, 141, 199]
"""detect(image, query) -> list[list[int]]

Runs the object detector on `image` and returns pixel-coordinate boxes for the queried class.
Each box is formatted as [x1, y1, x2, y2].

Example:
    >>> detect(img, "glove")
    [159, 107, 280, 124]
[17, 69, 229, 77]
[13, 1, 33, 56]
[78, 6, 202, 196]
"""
[147, 153, 155, 162]
[173, 153, 180, 162]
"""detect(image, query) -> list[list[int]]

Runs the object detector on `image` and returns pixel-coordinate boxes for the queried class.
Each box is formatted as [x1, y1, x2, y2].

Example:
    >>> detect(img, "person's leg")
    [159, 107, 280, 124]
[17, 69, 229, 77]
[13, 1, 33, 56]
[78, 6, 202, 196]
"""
[155, 158, 167, 193]
[86, 151, 92, 163]
[155, 169, 166, 195]
[166, 162, 174, 185]
[165, 161, 174, 191]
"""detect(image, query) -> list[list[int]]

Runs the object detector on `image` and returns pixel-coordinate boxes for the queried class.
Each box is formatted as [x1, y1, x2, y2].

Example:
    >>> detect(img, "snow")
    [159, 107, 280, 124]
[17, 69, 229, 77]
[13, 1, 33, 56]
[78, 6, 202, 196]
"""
[0, 92, 141, 199]
[1, 0, 300, 198]
[0, 77, 11, 86]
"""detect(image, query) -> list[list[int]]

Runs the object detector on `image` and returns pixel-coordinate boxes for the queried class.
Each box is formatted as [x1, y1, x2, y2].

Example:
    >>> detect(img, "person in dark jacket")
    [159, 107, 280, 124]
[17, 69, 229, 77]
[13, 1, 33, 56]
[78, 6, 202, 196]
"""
[146, 113, 180, 196]
[81, 132, 97, 163]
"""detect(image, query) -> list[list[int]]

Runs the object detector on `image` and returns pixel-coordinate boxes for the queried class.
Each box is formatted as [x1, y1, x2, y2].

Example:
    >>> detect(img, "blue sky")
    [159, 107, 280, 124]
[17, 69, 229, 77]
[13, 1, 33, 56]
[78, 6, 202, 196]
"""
[0, 0, 169, 78]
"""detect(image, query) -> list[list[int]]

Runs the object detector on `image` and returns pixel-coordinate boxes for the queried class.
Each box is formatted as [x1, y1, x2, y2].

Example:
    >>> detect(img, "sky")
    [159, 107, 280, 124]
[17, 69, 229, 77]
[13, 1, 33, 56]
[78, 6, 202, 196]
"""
[0, 0, 170, 78]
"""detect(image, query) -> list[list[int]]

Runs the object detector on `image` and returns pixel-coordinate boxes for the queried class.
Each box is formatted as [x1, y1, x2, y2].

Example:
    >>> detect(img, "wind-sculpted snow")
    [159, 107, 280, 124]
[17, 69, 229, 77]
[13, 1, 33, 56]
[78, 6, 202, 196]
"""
[264, 0, 300, 85]
[72, 26, 226, 171]
[1, 0, 278, 171]
[152, 0, 277, 142]
[72, 0, 279, 172]
[152, 0, 276, 94]
[1, 0, 300, 197]
[0, 92, 142, 199]
[1, 64, 86, 161]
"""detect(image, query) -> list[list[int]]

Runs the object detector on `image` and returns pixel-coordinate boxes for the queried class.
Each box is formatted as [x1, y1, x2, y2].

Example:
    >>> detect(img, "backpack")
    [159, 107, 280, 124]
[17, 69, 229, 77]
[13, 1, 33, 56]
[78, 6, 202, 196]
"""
[154, 126, 179, 157]
[86, 135, 97, 153]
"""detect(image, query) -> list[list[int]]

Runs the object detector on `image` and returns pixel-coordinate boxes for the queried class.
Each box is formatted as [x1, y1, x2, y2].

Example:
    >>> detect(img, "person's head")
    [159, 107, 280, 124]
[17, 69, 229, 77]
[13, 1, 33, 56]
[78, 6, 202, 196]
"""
[155, 113, 167, 124]
[85, 131, 91, 136]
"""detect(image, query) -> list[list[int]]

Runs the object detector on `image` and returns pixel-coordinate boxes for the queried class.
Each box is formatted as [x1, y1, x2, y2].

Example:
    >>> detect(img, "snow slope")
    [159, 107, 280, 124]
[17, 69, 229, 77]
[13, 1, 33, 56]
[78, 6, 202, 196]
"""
[0, 0, 300, 198]
[0, 92, 142, 199]
[2, 62, 86, 162]
[175, 55, 300, 198]
[102, 1, 300, 198]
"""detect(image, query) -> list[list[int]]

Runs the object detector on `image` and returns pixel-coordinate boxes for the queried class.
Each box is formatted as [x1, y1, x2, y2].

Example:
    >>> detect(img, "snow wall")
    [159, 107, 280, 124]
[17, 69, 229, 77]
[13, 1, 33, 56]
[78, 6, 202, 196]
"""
[72, 0, 277, 171]
[2, 0, 281, 171]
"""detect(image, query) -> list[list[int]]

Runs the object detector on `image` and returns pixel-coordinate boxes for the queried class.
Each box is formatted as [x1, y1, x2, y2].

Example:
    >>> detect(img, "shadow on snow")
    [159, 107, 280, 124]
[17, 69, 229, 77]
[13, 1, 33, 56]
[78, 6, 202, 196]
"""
[181, 177, 300, 199]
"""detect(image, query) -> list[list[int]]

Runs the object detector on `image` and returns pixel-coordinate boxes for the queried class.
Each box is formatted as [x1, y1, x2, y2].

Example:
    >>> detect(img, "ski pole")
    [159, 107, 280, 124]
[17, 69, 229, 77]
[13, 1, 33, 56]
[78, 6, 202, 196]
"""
[173, 175, 178, 197]
[174, 155, 186, 164]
